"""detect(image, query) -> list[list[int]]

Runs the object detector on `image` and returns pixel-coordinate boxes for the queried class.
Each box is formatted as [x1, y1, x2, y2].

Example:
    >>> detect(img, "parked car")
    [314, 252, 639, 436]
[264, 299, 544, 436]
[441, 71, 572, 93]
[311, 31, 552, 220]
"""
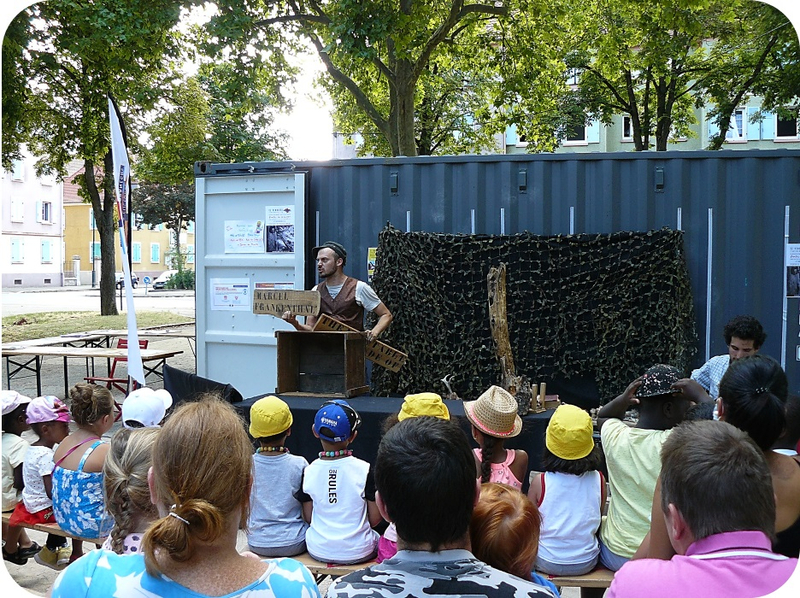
[152, 269, 178, 290]
[115, 272, 139, 289]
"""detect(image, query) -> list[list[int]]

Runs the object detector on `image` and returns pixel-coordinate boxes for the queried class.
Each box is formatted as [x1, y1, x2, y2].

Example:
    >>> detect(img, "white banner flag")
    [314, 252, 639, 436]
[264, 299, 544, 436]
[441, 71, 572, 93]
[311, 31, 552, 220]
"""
[108, 96, 145, 386]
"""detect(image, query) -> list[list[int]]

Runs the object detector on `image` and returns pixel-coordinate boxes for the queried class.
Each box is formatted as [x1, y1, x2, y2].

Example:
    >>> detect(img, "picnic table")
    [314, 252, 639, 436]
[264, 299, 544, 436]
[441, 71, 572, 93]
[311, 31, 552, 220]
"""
[2, 345, 183, 397]
[77, 327, 196, 357]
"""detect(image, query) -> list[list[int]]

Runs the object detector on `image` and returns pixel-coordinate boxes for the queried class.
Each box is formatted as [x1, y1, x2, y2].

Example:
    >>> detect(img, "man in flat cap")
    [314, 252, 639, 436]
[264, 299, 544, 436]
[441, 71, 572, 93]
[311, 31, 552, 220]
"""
[282, 241, 393, 342]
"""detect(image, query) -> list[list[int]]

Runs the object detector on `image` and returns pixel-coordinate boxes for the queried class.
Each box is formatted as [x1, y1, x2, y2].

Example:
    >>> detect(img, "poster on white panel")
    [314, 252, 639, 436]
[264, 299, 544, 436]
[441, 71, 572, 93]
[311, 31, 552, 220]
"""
[266, 205, 295, 253]
[787, 244, 800, 298]
[210, 278, 251, 310]
[225, 220, 264, 253]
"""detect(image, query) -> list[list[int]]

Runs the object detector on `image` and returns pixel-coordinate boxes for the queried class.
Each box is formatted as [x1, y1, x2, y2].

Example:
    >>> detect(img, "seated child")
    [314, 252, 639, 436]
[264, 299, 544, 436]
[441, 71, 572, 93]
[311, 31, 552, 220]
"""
[377, 392, 451, 562]
[596, 364, 691, 571]
[120, 387, 172, 429]
[102, 427, 159, 554]
[529, 404, 605, 576]
[464, 385, 528, 489]
[2, 390, 41, 565]
[470, 482, 559, 597]
[246, 395, 309, 557]
[9, 396, 73, 569]
[52, 383, 115, 560]
[301, 399, 380, 564]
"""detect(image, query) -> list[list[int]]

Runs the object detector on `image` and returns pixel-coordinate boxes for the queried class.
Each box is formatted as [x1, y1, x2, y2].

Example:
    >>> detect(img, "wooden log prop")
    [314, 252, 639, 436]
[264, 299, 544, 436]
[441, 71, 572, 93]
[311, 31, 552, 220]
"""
[487, 264, 536, 415]
[313, 313, 408, 373]
[252, 289, 320, 318]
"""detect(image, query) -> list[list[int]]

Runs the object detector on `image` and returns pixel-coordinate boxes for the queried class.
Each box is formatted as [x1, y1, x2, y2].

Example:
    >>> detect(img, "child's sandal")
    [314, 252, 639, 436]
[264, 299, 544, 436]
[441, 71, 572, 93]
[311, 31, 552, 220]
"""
[17, 541, 42, 559]
[2, 548, 29, 566]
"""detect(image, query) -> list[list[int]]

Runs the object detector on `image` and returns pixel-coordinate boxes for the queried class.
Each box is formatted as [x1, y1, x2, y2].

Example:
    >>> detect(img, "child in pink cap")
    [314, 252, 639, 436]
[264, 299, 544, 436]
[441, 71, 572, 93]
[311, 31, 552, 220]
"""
[8, 396, 73, 569]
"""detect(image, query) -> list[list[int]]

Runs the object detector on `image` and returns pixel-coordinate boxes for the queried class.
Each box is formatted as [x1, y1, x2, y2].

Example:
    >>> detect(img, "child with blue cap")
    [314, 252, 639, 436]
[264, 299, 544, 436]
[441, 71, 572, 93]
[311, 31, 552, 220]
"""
[299, 400, 380, 564]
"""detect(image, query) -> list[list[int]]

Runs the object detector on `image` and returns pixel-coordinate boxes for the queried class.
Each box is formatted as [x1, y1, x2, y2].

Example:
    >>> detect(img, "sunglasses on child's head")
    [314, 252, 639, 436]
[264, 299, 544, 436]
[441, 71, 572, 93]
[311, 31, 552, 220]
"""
[320, 400, 362, 433]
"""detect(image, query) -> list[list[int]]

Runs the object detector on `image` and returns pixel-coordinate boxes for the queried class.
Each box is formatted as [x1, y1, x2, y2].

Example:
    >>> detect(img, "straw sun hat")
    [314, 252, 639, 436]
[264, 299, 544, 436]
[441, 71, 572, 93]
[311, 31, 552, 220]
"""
[464, 385, 522, 438]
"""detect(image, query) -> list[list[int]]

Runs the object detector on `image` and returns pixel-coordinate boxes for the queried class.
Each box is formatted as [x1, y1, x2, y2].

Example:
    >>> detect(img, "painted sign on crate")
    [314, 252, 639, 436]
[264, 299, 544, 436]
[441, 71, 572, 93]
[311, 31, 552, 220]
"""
[253, 289, 320, 318]
[313, 313, 407, 372]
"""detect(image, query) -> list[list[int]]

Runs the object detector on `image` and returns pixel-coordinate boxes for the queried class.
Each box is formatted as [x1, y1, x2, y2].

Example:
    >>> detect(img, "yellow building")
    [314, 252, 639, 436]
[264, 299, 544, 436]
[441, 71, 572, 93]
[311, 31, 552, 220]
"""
[63, 169, 195, 285]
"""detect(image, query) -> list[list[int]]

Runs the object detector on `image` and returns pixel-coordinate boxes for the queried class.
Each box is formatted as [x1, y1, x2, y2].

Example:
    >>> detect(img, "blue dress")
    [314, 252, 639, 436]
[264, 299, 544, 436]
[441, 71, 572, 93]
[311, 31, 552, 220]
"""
[52, 440, 112, 539]
[52, 550, 322, 598]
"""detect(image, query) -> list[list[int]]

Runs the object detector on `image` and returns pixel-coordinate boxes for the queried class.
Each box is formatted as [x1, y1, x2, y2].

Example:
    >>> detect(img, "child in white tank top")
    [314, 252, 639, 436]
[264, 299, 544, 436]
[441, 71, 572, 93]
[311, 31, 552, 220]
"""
[528, 404, 606, 576]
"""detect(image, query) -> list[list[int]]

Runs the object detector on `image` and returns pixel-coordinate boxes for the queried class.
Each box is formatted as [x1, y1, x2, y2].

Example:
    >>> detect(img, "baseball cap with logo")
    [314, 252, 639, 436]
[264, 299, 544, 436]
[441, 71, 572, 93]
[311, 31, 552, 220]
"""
[2, 390, 32, 416]
[122, 388, 173, 428]
[313, 399, 361, 442]
[249, 395, 293, 438]
[26, 395, 71, 424]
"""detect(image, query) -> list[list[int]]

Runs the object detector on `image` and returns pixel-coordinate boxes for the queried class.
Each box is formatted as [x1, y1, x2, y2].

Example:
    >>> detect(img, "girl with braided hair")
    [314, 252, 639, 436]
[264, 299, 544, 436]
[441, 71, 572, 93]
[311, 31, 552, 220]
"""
[101, 427, 158, 555]
[464, 386, 528, 490]
[52, 383, 115, 562]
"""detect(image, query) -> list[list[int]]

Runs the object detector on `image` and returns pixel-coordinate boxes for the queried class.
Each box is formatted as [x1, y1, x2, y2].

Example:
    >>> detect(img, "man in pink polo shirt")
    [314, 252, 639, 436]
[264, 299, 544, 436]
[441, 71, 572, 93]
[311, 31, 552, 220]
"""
[608, 420, 797, 598]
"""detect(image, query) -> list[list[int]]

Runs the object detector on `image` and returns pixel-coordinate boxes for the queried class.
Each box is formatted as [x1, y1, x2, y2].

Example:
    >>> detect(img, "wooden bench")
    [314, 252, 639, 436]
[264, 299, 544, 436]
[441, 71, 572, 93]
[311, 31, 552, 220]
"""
[2, 512, 103, 545]
[291, 552, 377, 582]
[545, 567, 615, 593]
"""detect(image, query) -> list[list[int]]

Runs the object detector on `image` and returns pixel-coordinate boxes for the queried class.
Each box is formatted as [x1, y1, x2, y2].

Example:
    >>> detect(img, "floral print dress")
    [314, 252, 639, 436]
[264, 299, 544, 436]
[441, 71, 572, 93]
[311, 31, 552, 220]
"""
[52, 440, 113, 539]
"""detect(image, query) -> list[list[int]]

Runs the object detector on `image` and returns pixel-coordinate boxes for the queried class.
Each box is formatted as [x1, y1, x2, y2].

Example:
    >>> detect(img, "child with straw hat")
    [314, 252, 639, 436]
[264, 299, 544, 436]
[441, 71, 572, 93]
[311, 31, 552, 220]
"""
[464, 385, 528, 490]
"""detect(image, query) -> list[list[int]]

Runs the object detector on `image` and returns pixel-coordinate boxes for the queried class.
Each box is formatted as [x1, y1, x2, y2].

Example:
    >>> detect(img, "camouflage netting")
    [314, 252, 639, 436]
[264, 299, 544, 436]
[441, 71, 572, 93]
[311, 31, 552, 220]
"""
[370, 224, 697, 402]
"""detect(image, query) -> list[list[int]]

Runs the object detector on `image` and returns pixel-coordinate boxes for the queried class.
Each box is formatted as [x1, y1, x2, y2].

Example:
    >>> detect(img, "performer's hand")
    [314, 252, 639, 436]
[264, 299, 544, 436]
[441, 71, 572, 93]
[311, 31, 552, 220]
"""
[282, 310, 297, 325]
[364, 328, 376, 342]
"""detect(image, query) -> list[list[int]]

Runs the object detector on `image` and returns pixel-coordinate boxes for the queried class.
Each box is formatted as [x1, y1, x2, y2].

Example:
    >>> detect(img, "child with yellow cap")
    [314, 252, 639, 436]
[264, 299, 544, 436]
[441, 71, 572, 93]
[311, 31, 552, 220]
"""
[246, 395, 309, 557]
[376, 392, 451, 562]
[528, 404, 606, 576]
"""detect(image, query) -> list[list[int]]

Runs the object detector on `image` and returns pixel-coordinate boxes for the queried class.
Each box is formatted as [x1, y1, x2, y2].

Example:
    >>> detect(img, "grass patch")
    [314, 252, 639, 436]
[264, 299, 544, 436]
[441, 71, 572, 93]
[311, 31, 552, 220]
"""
[2, 311, 194, 343]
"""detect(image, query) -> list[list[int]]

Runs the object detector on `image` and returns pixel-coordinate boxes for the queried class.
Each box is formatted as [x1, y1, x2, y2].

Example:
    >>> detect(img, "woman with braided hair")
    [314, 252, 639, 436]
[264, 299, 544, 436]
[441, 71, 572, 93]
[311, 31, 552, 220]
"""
[637, 354, 800, 560]
[51, 395, 320, 598]
[101, 427, 158, 555]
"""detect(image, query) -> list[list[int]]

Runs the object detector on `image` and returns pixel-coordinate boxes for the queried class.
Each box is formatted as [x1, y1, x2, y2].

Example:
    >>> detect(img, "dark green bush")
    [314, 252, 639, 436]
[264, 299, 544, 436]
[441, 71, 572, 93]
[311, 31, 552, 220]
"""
[166, 269, 195, 290]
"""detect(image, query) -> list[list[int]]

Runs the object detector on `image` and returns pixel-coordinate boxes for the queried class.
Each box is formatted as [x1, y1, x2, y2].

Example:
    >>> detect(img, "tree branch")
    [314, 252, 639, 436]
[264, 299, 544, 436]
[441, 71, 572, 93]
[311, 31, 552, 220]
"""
[412, 2, 507, 83]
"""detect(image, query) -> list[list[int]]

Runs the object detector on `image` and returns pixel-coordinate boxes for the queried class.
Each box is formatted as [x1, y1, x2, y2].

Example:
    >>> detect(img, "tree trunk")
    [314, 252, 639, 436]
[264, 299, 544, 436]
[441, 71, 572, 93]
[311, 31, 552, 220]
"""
[174, 215, 183, 271]
[395, 61, 418, 157]
[84, 155, 118, 315]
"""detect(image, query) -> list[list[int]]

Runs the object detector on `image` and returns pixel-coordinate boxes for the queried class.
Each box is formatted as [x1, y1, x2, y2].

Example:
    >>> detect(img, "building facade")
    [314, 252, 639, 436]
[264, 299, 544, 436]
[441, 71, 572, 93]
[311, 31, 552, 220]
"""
[62, 169, 195, 286]
[1, 151, 65, 288]
[505, 100, 800, 154]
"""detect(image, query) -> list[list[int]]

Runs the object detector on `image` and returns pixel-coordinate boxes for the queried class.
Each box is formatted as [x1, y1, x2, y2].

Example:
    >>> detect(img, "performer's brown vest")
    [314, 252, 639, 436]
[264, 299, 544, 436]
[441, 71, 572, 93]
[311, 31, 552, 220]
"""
[318, 277, 364, 330]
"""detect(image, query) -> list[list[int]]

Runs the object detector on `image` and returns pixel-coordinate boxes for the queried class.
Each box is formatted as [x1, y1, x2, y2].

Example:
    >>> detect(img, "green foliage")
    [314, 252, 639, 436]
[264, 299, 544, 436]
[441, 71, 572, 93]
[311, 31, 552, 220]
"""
[3, 0, 184, 314]
[166, 269, 195, 290]
[133, 61, 289, 263]
[503, 0, 799, 152]
[208, 0, 516, 156]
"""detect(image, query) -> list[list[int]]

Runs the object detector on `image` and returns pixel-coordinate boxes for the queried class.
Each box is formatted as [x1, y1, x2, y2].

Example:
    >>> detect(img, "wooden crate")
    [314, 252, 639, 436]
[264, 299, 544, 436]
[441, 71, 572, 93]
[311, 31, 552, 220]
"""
[276, 331, 369, 398]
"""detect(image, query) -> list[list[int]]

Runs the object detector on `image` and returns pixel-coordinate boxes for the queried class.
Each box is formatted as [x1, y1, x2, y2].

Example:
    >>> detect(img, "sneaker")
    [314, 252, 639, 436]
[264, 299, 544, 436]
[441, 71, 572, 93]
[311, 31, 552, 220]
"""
[56, 545, 72, 567]
[34, 546, 63, 570]
[17, 541, 42, 559]
[2, 548, 28, 566]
